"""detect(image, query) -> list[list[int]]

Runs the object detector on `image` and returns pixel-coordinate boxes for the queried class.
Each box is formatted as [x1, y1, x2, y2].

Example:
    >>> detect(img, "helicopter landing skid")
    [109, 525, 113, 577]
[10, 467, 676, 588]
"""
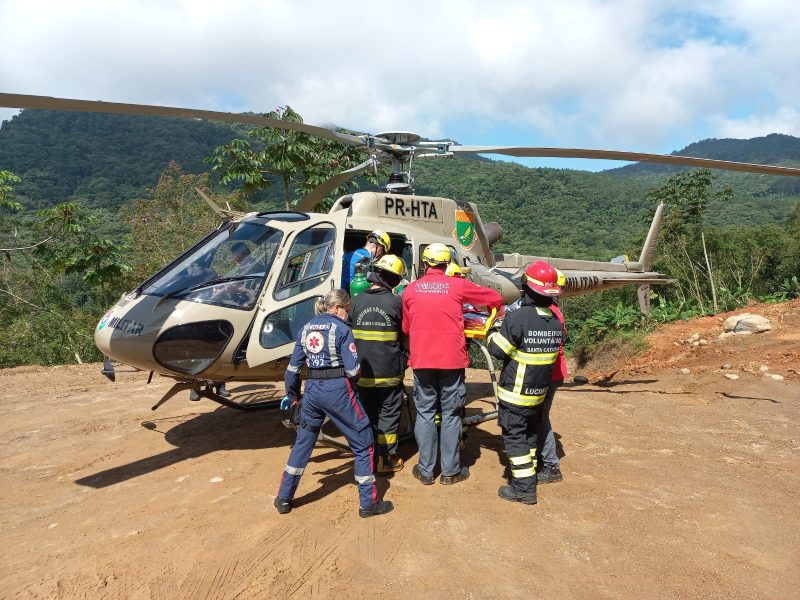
[151, 382, 281, 412]
[197, 387, 282, 411]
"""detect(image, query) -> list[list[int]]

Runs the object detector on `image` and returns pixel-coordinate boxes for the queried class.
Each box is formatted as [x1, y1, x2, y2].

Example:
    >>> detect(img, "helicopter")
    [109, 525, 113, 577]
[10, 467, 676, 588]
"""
[3, 93, 800, 415]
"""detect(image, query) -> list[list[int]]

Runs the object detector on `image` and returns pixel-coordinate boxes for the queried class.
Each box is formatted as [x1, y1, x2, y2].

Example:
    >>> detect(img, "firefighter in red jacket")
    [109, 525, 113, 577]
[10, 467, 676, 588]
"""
[488, 260, 564, 504]
[350, 254, 408, 475]
[402, 243, 503, 485]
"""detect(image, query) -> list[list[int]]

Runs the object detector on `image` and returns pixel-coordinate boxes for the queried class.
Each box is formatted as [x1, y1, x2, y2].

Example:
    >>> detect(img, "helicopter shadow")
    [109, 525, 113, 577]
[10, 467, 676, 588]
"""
[75, 388, 320, 489]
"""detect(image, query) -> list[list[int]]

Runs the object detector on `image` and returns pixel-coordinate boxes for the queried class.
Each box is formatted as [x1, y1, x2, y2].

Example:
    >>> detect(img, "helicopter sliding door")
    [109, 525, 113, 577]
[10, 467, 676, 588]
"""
[244, 209, 349, 367]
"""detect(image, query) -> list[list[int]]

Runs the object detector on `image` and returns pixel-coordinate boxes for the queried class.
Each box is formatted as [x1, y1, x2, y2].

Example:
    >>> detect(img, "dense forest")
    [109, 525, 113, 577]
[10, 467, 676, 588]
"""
[3, 110, 799, 257]
[1, 109, 798, 367]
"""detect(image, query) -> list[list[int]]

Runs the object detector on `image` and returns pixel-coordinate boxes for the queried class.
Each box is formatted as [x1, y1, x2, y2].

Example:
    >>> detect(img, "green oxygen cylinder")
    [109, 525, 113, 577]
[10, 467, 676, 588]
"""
[349, 263, 370, 298]
[393, 279, 409, 296]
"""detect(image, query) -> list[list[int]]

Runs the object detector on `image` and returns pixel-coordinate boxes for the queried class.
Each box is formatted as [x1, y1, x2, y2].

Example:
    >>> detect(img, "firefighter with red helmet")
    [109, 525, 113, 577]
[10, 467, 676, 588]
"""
[350, 254, 408, 474]
[487, 260, 565, 504]
[402, 243, 503, 485]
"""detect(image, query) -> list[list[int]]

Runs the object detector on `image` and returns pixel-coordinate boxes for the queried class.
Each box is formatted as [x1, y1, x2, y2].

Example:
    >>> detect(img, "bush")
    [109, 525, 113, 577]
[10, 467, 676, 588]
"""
[572, 329, 648, 370]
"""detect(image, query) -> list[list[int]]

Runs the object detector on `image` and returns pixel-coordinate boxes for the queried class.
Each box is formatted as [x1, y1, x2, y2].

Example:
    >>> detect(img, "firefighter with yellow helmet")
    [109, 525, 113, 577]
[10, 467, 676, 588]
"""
[402, 243, 503, 485]
[341, 229, 391, 292]
[349, 254, 408, 474]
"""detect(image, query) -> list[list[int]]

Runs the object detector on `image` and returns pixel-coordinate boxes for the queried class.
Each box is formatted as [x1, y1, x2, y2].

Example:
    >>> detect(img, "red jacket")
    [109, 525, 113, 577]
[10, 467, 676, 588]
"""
[402, 269, 503, 369]
[550, 303, 567, 382]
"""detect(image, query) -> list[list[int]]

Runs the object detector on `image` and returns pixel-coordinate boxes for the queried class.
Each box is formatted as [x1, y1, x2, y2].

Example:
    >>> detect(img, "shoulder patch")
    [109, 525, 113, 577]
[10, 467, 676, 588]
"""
[348, 342, 357, 353]
[305, 331, 325, 354]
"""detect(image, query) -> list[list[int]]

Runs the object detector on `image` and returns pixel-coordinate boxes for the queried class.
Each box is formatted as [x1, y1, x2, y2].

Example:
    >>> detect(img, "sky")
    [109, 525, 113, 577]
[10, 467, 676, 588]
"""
[1, 0, 798, 171]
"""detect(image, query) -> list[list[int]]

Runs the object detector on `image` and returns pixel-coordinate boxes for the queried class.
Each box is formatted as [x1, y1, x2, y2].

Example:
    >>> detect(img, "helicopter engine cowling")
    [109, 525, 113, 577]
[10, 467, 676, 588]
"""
[484, 222, 503, 247]
[465, 262, 522, 304]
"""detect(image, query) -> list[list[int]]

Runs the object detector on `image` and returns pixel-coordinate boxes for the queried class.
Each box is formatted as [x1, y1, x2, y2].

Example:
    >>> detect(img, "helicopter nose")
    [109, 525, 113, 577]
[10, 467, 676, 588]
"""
[94, 295, 240, 376]
[95, 305, 158, 371]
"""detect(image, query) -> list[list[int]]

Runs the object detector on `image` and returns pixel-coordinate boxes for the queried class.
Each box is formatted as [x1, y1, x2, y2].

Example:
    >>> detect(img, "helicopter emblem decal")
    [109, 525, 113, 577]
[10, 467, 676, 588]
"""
[453, 209, 477, 250]
[97, 311, 113, 330]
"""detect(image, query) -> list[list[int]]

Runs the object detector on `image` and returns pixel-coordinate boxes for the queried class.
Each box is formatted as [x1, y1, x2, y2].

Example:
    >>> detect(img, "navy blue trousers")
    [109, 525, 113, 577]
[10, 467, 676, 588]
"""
[278, 378, 377, 508]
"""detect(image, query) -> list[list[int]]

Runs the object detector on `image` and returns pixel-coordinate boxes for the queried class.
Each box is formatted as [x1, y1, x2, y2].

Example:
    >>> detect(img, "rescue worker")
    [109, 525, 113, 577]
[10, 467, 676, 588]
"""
[341, 230, 390, 291]
[487, 261, 564, 504]
[350, 254, 408, 474]
[536, 268, 567, 484]
[402, 243, 503, 485]
[275, 289, 394, 518]
[504, 267, 567, 483]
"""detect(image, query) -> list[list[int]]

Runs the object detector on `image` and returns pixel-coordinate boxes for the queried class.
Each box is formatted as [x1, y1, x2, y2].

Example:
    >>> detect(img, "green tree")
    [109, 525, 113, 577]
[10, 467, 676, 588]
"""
[121, 162, 246, 283]
[1, 178, 125, 365]
[0, 170, 22, 211]
[206, 106, 374, 210]
[647, 169, 732, 311]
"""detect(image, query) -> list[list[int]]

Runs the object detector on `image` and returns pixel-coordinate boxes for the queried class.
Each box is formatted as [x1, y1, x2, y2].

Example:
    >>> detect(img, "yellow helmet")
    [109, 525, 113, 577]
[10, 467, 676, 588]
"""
[367, 230, 391, 252]
[445, 262, 462, 277]
[555, 268, 566, 287]
[373, 254, 406, 277]
[422, 243, 451, 266]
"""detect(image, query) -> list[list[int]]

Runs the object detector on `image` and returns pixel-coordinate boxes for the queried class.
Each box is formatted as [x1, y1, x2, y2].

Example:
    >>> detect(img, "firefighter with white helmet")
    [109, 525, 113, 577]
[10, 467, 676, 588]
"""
[341, 229, 391, 292]
[349, 254, 408, 474]
[402, 243, 503, 485]
[487, 260, 565, 504]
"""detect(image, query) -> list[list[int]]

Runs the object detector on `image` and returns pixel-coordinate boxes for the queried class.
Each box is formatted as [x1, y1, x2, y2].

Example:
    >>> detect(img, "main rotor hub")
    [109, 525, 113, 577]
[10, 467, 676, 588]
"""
[375, 131, 421, 146]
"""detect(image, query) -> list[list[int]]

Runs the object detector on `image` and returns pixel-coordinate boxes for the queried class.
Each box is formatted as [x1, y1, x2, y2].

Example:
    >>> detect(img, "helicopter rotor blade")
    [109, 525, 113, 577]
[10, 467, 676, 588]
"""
[0, 93, 367, 148]
[5, 93, 800, 178]
[450, 145, 800, 177]
[294, 156, 378, 212]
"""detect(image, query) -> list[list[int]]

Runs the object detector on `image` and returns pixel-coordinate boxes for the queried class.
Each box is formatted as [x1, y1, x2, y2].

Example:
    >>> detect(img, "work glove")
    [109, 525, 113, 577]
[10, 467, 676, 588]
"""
[280, 395, 292, 410]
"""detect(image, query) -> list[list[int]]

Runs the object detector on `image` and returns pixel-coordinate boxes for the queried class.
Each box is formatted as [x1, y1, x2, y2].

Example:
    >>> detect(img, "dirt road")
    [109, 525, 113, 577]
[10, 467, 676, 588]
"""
[1, 302, 799, 599]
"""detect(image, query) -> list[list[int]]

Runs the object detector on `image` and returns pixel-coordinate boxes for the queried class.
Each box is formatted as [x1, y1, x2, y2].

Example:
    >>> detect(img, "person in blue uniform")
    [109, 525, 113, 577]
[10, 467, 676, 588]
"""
[341, 230, 390, 291]
[275, 289, 394, 518]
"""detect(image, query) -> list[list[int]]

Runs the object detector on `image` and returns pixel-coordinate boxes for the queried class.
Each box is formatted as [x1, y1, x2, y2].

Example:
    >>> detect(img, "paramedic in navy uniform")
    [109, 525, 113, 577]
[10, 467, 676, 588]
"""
[274, 289, 394, 518]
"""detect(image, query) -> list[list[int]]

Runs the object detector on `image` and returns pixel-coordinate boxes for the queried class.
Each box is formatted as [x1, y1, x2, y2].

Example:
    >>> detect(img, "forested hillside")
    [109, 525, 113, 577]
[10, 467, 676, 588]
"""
[0, 110, 229, 207]
[2, 110, 799, 260]
[605, 133, 800, 227]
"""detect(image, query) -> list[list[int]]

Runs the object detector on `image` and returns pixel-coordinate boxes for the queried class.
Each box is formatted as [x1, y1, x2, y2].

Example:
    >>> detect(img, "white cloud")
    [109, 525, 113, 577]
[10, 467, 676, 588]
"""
[711, 106, 800, 139]
[1, 0, 798, 158]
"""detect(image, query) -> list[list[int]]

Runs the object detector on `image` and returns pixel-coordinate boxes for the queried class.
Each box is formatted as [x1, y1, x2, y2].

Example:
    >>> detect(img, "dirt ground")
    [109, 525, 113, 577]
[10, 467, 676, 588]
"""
[1, 301, 798, 599]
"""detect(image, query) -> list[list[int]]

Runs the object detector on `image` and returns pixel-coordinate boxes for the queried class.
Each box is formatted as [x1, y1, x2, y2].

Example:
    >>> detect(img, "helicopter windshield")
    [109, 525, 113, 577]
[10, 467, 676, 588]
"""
[141, 222, 283, 310]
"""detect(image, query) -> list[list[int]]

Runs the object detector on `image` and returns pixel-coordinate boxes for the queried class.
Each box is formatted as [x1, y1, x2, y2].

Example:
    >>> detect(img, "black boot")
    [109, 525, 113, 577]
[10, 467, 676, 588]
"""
[498, 485, 537, 505]
[537, 467, 563, 484]
[412, 464, 435, 485]
[440, 466, 470, 485]
[274, 496, 292, 514]
[359, 500, 394, 518]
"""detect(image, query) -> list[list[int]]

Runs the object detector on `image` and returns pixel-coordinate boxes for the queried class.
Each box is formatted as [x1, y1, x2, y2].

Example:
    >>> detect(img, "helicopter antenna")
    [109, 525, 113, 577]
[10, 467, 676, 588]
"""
[194, 188, 246, 221]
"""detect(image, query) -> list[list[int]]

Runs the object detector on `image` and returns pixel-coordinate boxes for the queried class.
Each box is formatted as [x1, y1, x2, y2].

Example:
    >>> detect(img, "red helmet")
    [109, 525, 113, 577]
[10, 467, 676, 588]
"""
[523, 260, 562, 296]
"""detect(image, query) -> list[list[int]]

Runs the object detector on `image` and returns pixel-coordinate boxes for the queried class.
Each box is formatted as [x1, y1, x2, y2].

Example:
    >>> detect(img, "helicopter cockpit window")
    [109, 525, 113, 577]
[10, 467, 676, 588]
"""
[260, 296, 319, 349]
[141, 222, 283, 311]
[273, 224, 335, 301]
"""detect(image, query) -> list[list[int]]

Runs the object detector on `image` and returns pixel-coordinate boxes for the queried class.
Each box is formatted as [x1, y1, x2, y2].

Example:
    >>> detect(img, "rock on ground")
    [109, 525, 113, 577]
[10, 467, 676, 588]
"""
[723, 313, 772, 334]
